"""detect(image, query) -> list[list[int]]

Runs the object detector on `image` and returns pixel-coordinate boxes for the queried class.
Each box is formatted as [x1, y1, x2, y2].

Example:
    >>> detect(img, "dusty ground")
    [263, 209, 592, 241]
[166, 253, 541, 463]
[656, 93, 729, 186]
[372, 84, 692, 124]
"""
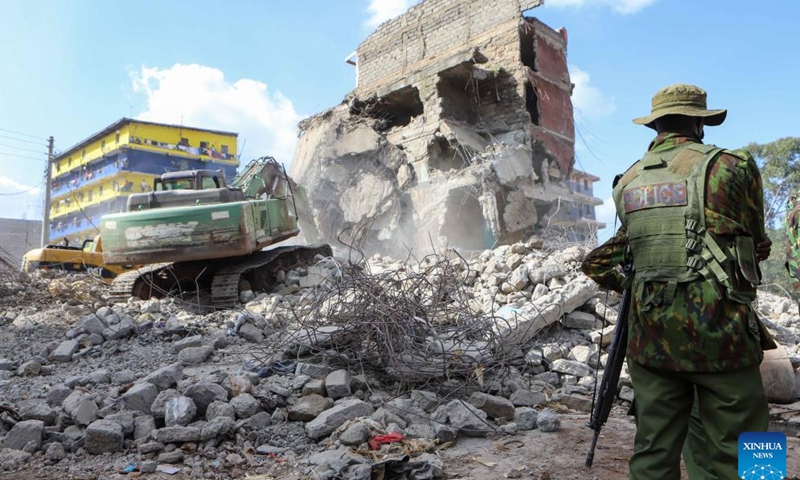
[3, 413, 798, 479]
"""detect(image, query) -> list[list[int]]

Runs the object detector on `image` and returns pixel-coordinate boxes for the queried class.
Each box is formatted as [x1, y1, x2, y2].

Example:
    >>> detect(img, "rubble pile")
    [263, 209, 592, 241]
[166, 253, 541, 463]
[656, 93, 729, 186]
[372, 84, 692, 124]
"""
[0, 242, 799, 479]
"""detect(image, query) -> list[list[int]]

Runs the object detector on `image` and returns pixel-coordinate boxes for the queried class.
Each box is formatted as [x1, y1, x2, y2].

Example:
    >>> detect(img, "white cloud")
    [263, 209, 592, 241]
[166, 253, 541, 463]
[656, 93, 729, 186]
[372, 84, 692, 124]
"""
[546, 0, 657, 14]
[570, 65, 616, 121]
[132, 64, 302, 165]
[365, 0, 420, 29]
[0, 177, 41, 220]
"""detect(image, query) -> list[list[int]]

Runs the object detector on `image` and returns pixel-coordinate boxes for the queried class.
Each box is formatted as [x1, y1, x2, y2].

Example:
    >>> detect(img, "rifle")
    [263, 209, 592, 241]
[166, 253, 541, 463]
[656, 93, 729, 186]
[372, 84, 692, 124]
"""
[585, 267, 632, 467]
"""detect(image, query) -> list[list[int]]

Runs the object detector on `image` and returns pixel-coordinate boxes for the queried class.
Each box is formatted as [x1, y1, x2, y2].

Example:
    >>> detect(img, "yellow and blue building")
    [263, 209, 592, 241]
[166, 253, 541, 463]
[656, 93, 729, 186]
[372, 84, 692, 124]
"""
[49, 118, 238, 242]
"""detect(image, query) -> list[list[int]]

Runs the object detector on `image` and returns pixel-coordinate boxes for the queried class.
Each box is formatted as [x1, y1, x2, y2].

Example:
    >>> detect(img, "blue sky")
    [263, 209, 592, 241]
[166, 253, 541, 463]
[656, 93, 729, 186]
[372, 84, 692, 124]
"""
[1, 0, 798, 241]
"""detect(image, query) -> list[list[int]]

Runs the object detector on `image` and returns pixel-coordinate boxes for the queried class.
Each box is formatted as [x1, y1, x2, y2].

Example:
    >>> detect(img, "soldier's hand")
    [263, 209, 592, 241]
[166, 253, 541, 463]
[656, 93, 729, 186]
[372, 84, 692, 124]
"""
[756, 236, 772, 262]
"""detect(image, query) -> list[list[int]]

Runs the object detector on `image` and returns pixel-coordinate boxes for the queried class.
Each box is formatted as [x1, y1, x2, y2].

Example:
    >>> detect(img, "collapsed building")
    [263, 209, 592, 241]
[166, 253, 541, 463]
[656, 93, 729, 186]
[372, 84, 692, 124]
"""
[291, 0, 605, 255]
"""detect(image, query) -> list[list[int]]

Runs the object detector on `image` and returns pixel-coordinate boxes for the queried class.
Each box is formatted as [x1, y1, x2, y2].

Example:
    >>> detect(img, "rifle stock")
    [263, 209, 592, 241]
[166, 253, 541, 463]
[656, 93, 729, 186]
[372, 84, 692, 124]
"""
[585, 285, 632, 467]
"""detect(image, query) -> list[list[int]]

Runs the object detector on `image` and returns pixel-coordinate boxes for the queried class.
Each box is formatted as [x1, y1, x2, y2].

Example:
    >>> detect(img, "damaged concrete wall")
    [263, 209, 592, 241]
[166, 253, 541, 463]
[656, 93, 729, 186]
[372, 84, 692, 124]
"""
[292, 0, 601, 255]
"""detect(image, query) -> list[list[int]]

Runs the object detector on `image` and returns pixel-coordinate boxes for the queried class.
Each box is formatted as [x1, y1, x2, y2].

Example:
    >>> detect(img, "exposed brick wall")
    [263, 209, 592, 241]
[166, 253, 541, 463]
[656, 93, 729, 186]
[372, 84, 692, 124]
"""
[356, 0, 537, 96]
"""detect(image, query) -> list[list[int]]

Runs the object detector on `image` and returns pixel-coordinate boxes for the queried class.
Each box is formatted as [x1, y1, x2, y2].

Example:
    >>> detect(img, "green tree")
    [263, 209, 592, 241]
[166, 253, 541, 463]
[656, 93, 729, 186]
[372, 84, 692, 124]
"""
[758, 227, 795, 300]
[745, 137, 800, 228]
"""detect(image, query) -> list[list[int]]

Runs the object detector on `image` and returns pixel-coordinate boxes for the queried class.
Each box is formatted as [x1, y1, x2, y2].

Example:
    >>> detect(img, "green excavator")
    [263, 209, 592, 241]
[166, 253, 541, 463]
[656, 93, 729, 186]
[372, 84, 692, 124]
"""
[100, 156, 330, 307]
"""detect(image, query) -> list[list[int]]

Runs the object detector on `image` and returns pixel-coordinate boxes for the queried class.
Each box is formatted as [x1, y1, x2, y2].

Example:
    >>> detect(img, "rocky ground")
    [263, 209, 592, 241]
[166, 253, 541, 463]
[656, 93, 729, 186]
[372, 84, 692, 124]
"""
[1, 242, 799, 479]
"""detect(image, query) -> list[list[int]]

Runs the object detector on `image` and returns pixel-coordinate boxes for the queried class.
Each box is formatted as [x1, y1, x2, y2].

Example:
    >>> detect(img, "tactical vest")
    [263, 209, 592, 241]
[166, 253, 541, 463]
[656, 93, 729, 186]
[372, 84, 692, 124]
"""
[612, 143, 761, 308]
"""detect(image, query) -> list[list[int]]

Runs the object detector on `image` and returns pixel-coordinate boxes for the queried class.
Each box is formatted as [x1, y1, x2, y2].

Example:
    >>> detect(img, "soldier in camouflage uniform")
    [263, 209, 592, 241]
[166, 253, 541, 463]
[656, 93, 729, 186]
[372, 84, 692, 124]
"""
[785, 194, 800, 310]
[581, 84, 776, 480]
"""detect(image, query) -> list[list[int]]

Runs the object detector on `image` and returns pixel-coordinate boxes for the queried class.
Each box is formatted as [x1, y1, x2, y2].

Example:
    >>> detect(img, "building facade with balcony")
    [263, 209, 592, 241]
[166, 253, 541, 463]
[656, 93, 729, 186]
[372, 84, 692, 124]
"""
[544, 168, 606, 242]
[49, 118, 238, 242]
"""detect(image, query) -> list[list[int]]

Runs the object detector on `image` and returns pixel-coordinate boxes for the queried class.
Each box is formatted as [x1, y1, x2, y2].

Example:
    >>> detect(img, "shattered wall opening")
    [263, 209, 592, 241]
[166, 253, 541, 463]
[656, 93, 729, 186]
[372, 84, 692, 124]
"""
[437, 64, 501, 126]
[520, 23, 536, 70]
[442, 187, 492, 250]
[524, 81, 540, 125]
[292, 0, 596, 255]
[352, 86, 424, 131]
[428, 138, 467, 173]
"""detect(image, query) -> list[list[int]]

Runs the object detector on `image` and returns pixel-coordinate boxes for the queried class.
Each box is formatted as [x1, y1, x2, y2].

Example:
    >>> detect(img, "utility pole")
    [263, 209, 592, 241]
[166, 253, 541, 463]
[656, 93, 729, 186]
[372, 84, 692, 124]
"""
[41, 136, 54, 247]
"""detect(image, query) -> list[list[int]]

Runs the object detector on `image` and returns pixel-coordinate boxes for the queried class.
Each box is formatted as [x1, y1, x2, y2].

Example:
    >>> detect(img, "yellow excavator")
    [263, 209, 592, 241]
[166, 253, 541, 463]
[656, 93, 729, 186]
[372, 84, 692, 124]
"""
[21, 235, 137, 282]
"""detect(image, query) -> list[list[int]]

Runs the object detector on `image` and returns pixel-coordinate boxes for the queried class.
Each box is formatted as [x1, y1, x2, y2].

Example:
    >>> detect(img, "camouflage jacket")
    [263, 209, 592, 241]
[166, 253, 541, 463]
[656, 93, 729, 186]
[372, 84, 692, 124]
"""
[582, 133, 767, 372]
[785, 195, 800, 294]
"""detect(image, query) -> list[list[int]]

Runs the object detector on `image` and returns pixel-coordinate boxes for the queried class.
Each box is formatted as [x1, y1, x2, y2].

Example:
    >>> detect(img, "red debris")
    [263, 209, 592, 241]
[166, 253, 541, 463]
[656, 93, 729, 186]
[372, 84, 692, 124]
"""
[369, 432, 405, 450]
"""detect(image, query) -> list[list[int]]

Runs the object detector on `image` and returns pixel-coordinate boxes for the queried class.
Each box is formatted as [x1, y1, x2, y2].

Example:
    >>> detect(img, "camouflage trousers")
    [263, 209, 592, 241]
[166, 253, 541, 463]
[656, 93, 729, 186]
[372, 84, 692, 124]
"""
[786, 258, 800, 312]
[627, 361, 768, 480]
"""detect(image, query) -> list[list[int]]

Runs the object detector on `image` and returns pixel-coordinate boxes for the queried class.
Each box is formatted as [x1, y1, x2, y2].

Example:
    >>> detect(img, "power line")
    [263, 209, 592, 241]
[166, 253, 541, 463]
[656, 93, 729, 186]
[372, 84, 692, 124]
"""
[0, 142, 48, 155]
[0, 181, 42, 196]
[0, 151, 46, 162]
[0, 127, 47, 141]
[0, 134, 47, 147]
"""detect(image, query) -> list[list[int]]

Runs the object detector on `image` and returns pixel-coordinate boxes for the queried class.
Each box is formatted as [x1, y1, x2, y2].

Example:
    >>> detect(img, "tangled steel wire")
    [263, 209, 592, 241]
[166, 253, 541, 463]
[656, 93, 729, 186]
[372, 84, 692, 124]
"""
[261, 241, 531, 395]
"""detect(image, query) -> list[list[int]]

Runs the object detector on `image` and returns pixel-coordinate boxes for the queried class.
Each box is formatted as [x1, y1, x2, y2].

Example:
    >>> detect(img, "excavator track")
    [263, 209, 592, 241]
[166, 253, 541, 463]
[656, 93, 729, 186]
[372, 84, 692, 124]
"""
[211, 244, 332, 307]
[107, 245, 332, 308]
[108, 263, 173, 304]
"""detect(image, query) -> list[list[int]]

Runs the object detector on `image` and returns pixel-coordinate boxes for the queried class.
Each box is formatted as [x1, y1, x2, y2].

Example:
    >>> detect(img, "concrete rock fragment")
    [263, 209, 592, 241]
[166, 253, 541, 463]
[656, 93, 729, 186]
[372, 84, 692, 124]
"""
[536, 408, 561, 432]
[289, 394, 333, 422]
[302, 378, 326, 396]
[201, 416, 235, 440]
[550, 358, 594, 378]
[760, 345, 798, 404]
[468, 392, 515, 420]
[85, 419, 123, 454]
[305, 399, 374, 439]
[121, 382, 158, 414]
[237, 323, 264, 343]
[325, 369, 352, 400]
[142, 363, 183, 391]
[0, 358, 13, 371]
[18, 399, 56, 426]
[206, 400, 236, 421]
[44, 442, 66, 461]
[172, 335, 203, 353]
[104, 411, 136, 436]
[564, 311, 602, 330]
[150, 389, 180, 421]
[62, 391, 98, 426]
[509, 389, 547, 407]
[2, 420, 43, 451]
[51, 339, 79, 363]
[446, 400, 491, 437]
[134, 415, 156, 441]
[18, 360, 40, 376]
[165, 396, 197, 427]
[184, 382, 228, 415]
[230, 393, 261, 419]
[177, 345, 213, 365]
[152, 426, 202, 443]
[339, 423, 370, 446]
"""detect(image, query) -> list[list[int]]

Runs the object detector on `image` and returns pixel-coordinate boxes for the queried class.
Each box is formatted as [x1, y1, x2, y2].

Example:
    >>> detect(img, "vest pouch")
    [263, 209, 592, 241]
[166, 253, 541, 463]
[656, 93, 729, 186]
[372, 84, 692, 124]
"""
[735, 236, 761, 285]
[748, 308, 777, 351]
[722, 236, 759, 304]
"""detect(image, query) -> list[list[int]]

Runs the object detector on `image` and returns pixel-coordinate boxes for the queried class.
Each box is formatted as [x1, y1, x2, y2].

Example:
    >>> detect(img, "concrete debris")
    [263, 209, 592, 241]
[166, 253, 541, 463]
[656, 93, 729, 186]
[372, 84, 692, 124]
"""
[1, 231, 799, 479]
[291, 0, 604, 258]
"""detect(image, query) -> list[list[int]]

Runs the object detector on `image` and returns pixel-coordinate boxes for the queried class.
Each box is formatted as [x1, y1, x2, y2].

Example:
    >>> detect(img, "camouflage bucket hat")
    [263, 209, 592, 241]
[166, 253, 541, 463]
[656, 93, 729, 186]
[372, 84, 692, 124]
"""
[633, 83, 727, 128]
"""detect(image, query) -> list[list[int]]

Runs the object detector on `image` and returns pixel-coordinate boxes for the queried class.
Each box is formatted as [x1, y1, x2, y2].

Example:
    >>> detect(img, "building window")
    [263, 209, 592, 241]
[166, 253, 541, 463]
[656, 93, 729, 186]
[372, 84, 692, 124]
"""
[200, 141, 209, 149]
[583, 179, 589, 190]
[68, 157, 72, 167]
[82, 149, 86, 159]
[88, 190, 93, 201]
[99, 185, 103, 196]
[115, 133, 120, 144]
[101, 140, 106, 150]
[221, 145, 229, 155]
[179, 138, 190, 146]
